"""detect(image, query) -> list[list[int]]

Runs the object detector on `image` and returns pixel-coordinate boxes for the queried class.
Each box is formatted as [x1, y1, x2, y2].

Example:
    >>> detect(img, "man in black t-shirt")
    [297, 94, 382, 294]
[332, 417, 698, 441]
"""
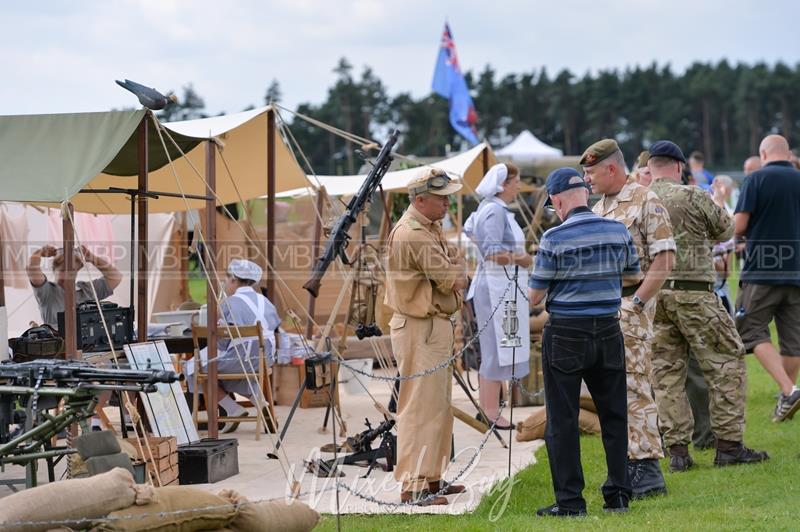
[734, 134, 800, 422]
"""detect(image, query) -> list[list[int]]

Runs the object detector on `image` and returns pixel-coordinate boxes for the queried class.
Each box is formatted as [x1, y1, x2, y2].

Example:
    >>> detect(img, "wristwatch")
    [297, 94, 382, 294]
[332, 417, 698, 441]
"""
[632, 294, 646, 311]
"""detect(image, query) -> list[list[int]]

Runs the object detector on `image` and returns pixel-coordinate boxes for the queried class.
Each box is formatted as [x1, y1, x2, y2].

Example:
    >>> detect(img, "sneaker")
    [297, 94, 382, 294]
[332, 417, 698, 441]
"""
[603, 493, 630, 513]
[536, 503, 587, 517]
[773, 387, 800, 422]
[714, 443, 769, 467]
[628, 458, 668, 499]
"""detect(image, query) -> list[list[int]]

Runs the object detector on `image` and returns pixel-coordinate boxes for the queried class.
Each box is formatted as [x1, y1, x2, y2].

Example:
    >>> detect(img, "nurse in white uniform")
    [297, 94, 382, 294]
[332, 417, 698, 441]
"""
[185, 259, 280, 432]
[463, 163, 532, 429]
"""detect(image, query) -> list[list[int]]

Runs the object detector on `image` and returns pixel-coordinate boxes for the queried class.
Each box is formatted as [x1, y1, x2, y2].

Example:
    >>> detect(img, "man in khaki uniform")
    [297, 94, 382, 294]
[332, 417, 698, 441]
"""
[581, 139, 675, 499]
[385, 168, 467, 506]
[647, 140, 769, 471]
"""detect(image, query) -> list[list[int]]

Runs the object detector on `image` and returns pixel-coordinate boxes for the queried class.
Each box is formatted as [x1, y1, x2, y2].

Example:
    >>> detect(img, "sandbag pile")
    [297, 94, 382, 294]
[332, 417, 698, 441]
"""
[0, 467, 320, 532]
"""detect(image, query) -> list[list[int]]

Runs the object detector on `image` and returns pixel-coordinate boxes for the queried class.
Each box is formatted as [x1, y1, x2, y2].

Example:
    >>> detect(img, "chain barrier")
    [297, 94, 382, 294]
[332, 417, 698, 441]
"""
[333, 277, 514, 383]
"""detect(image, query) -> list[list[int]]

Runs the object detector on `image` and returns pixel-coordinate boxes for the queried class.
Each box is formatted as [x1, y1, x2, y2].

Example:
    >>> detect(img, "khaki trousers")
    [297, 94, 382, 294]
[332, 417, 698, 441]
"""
[389, 313, 454, 493]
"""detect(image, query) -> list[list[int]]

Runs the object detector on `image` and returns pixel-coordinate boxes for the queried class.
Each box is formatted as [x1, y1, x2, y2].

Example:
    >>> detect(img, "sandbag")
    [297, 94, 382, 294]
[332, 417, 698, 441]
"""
[0, 467, 138, 532]
[219, 490, 320, 532]
[96, 486, 238, 532]
[578, 409, 602, 434]
[86, 453, 134, 476]
[76, 431, 122, 459]
[579, 395, 597, 413]
[516, 407, 546, 442]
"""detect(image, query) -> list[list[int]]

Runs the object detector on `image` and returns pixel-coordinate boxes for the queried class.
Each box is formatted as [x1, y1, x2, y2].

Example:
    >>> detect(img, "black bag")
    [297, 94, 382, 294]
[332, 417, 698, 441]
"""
[9, 324, 65, 362]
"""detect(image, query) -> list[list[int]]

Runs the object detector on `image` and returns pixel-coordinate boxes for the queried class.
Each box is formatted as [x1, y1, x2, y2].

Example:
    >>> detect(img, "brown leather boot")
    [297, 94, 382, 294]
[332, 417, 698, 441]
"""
[429, 480, 467, 495]
[667, 444, 694, 472]
[400, 489, 448, 506]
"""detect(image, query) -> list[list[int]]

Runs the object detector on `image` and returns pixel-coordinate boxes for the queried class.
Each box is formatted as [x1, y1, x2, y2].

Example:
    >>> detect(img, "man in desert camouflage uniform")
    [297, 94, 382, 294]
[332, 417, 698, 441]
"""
[581, 139, 675, 499]
[647, 140, 769, 471]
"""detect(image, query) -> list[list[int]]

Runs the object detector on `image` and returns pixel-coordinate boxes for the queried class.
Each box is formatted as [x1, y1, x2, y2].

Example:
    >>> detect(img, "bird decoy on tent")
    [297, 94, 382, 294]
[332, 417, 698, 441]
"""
[115, 79, 177, 110]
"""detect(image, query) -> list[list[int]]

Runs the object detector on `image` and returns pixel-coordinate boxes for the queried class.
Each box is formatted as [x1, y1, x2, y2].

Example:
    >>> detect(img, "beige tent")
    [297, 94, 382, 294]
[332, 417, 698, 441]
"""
[278, 142, 497, 198]
[78, 107, 310, 213]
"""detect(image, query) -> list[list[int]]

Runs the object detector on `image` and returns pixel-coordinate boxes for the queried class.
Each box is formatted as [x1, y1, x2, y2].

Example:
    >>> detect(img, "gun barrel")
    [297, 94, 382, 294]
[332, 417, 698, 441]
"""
[302, 130, 399, 297]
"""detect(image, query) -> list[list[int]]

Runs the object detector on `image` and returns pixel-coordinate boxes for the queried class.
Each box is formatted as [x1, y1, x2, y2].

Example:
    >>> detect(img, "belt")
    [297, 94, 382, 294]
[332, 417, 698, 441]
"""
[621, 282, 642, 298]
[663, 279, 713, 292]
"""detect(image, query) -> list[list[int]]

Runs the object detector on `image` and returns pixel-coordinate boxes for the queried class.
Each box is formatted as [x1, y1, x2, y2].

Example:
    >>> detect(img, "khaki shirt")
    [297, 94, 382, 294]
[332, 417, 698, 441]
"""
[593, 176, 676, 277]
[384, 205, 463, 318]
[650, 178, 733, 283]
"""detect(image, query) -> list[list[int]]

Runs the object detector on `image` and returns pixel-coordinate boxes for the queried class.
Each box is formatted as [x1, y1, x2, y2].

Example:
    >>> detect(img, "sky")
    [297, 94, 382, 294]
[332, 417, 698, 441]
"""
[2, 0, 799, 117]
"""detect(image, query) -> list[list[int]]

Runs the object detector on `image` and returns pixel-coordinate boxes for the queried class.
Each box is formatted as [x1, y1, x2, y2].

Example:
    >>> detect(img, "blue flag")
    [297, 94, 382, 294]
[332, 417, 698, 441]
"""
[432, 23, 479, 145]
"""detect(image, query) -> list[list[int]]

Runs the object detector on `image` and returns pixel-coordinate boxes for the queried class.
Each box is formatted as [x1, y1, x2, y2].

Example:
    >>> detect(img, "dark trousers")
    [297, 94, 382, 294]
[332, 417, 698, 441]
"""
[542, 315, 631, 510]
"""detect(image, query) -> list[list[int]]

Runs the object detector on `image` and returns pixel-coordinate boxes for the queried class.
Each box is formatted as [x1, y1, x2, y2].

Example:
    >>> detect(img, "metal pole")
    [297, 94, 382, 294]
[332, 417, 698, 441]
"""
[205, 141, 219, 438]
[62, 204, 77, 359]
[266, 108, 276, 303]
[136, 116, 149, 342]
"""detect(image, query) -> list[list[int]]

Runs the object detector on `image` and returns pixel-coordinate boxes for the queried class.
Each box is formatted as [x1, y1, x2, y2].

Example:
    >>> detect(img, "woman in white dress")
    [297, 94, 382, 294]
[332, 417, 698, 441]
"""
[464, 163, 532, 429]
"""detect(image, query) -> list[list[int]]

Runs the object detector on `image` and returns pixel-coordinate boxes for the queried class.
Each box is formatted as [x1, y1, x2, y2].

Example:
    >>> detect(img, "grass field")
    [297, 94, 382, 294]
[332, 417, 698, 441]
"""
[315, 271, 800, 531]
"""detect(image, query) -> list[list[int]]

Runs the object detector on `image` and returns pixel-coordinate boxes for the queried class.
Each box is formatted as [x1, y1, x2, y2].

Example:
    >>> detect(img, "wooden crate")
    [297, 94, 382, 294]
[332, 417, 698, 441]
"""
[125, 436, 179, 485]
[300, 388, 330, 409]
[124, 436, 177, 461]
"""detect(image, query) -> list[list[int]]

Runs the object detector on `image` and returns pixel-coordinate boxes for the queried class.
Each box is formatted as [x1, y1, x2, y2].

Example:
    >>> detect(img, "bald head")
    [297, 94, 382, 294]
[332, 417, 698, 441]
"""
[743, 156, 761, 175]
[759, 135, 791, 163]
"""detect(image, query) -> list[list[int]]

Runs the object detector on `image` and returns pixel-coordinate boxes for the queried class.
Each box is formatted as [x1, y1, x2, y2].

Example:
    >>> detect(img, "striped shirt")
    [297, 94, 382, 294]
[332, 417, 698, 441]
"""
[530, 206, 640, 317]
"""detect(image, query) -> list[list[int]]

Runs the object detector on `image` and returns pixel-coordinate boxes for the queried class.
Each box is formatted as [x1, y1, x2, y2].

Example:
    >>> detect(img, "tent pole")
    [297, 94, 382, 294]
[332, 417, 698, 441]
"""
[136, 116, 149, 343]
[0, 219, 5, 361]
[62, 203, 77, 359]
[205, 141, 219, 438]
[179, 212, 188, 303]
[62, 202, 79, 477]
[305, 187, 327, 340]
[266, 108, 276, 304]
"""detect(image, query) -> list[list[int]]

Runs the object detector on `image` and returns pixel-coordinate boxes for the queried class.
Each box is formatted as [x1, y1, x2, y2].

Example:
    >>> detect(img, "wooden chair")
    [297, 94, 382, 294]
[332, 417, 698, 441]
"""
[190, 323, 278, 439]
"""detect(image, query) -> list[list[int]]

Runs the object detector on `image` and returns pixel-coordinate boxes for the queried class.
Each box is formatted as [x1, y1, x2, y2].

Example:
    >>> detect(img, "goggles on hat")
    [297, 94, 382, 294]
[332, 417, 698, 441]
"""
[410, 173, 452, 195]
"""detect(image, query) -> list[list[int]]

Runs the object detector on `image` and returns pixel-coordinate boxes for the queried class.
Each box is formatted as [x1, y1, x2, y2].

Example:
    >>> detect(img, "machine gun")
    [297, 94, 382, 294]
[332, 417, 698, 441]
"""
[0, 359, 181, 488]
[303, 130, 399, 297]
[307, 418, 396, 478]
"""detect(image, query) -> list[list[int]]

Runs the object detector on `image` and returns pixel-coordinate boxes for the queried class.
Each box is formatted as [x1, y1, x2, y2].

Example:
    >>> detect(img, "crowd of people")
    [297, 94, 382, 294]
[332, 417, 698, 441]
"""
[383, 133, 800, 514]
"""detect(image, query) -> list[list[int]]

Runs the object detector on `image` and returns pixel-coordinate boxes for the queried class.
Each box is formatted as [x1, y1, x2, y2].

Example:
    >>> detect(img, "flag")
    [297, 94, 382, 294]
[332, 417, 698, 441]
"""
[432, 23, 479, 145]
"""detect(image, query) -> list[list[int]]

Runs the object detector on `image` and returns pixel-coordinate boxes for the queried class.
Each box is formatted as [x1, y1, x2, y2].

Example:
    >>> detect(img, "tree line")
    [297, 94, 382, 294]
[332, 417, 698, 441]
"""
[159, 58, 800, 174]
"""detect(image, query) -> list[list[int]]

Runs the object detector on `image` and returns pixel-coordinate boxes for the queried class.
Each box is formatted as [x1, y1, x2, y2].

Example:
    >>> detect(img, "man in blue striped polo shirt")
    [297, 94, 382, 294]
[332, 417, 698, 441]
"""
[530, 167, 639, 517]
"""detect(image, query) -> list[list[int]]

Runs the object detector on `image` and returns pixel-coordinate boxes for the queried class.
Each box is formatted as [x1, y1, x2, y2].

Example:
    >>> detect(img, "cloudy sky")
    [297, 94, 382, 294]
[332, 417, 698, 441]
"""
[2, 0, 798, 117]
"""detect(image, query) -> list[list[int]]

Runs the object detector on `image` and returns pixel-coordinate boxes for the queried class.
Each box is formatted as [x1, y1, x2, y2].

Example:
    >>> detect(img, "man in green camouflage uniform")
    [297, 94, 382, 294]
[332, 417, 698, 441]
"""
[581, 139, 676, 499]
[647, 140, 769, 471]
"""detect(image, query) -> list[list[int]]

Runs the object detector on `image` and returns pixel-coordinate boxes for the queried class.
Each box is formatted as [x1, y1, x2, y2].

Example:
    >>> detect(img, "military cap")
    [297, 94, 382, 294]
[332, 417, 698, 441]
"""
[544, 167, 589, 206]
[648, 140, 686, 163]
[580, 139, 621, 167]
[636, 150, 650, 169]
[407, 168, 462, 196]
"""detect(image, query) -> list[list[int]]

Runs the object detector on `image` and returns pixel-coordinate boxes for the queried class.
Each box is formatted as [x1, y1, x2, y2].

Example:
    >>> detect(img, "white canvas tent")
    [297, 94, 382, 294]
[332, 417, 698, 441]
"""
[278, 142, 498, 198]
[496, 130, 563, 161]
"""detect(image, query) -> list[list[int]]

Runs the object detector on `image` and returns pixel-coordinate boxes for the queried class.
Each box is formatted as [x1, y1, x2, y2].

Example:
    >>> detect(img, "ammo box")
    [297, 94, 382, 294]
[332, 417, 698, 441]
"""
[177, 438, 239, 484]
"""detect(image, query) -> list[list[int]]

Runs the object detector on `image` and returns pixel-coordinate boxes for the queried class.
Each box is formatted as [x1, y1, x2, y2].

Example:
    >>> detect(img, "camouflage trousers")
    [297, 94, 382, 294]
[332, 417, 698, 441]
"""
[624, 335, 665, 459]
[652, 290, 747, 447]
[620, 301, 664, 460]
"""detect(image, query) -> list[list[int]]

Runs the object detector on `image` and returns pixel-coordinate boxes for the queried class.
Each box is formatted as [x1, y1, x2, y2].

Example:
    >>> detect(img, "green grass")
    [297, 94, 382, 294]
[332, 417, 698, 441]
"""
[315, 268, 800, 530]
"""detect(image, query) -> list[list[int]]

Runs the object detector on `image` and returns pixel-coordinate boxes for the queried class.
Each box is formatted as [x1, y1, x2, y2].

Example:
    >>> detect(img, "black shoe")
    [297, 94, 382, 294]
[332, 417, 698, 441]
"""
[668, 450, 694, 473]
[536, 503, 587, 517]
[628, 458, 668, 499]
[603, 493, 630, 513]
[714, 443, 769, 467]
[773, 387, 800, 422]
